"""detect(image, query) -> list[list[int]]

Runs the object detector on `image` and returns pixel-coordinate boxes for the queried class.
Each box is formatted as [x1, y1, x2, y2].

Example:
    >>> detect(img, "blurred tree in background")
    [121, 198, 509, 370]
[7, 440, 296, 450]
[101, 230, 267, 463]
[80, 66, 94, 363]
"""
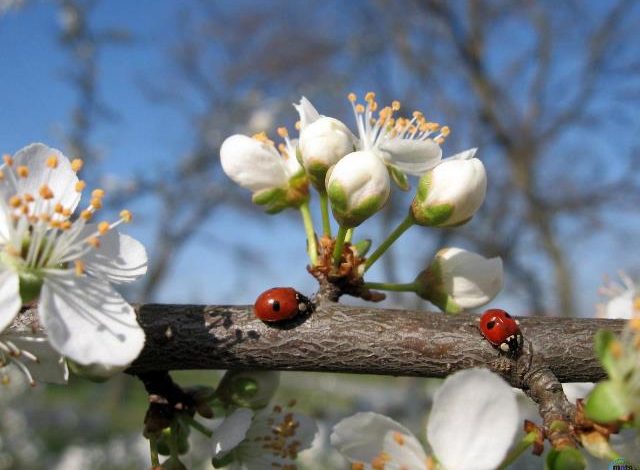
[0, 0, 639, 468]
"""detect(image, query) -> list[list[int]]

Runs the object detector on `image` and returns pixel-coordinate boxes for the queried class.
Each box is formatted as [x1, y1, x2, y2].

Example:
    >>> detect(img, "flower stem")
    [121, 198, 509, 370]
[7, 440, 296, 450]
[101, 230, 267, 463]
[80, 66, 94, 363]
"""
[299, 202, 318, 266]
[364, 213, 414, 271]
[497, 432, 537, 469]
[169, 421, 180, 459]
[364, 281, 418, 293]
[345, 228, 354, 243]
[149, 436, 160, 467]
[319, 192, 332, 237]
[332, 225, 349, 267]
[184, 414, 213, 437]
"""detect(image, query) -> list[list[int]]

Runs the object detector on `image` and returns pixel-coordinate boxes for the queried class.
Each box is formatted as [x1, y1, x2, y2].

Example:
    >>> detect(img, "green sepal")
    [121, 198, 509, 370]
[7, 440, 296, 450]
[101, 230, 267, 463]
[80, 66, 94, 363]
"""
[584, 380, 630, 423]
[252, 187, 287, 206]
[411, 200, 454, 227]
[306, 161, 330, 192]
[389, 166, 410, 191]
[545, 448, 586, 470]
[19, 272, 43, 304]
[352, 239, 372, 257]
[413, 261, 462, 314]
[212, 453, 235, 469]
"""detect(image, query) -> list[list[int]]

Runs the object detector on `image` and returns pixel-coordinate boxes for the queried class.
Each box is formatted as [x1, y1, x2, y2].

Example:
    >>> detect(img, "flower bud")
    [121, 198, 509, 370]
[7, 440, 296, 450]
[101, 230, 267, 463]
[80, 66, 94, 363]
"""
[411, 149, 486, 227]
[298, 117, 355, 190]
[326, 151, 390, 228]
[215, 370, 280, 409]
[414, 247, 503, 313]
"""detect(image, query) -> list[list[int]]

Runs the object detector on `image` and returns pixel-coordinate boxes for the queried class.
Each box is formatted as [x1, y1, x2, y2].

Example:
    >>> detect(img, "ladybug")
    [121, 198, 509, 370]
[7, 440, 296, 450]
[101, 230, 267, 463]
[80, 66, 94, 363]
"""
[478, 309, 523, 356]
[254, 287, 311, 323]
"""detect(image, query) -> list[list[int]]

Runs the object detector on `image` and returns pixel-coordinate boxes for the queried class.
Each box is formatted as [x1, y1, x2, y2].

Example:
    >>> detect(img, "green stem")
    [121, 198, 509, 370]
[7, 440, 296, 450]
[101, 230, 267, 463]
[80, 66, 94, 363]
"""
[497, 432, 537, 469]
[364, 281, 418, 293]
[345, 228, 354, 243]
[332, 225, 349, 267]
[169, 421, 180, 459]
[364, 213, 415, 271]
[299, 202, 318, 266]
[184, 414, 213, 438]
[319, 192, 332, 237]
[149, 436, 160, 468]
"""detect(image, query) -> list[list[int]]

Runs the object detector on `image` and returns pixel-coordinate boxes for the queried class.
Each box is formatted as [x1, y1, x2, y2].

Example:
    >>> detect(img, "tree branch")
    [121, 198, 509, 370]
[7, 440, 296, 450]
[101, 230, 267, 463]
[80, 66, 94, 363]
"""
[127, 302, 622, 385]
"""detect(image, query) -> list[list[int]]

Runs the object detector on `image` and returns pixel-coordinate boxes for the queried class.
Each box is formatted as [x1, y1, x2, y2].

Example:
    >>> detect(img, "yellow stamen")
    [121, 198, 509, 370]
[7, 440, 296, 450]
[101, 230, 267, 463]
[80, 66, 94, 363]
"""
[74, 260, 85, 276]
[90, 197, 103, 209]
[391, 100, 401, 111]
[91, 188, 105, 199]
[8, 196, 21, 208]
[54, 203, 64, 214]
[3, 155, 13, 166]
[365, 91, 375, 102]
[60, 220, 72, 230]
[81, 210, 93, 220]
[46, 155, 59, 168]
[20, 206, 29, 215]
[440, 126, 451, 137]
[0, 170, 4, 180]
[75, 180, 86, 192]
[62, 208, 71, 217]
[610, 340, 623, 358]
[16, 166, 29, 178]
[629, 316, 640, 332]
[23, 193, 34, 203]
[435, 137, 445, 144]
[370, 101, 378, 112]
[87, 236, 101, 248]
[277, 127, 288, 138]
[119, 209, 132, 223]
[98, 221, 110, 234]
[39, 185, 54, 200]
[355, 104, 365, 113]
[633, 296, 640, 312]
[347, 92, 357, 102]
[351, 463, 365, 470]
[39, 214, 51, 223]
[71, 158, 84, 172]
[294, 120, 301, 130]
[393, 431, 405, 445]
[50, 220, 61, 229]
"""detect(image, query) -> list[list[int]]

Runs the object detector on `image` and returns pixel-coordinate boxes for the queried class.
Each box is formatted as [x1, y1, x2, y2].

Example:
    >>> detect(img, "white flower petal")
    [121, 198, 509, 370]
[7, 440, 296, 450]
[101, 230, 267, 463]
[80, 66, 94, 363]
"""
[448, 148, 478, 161]
[220, 135, 288, 192]
[603, 290, 635, 319]
[39, 272, 145, 367]
[0, 267, 21, 332]
[1, 333, 69, 384]
[0, 203, 10, 243]
[212, 408, 254, 458]
[80, 227, 148, 284]
[377, 139, 442, 175]
[562, 382, 595, 403]
[427, 368, 519, 470]
[331, 412, 426, 466]
[11, 143, 81, 213]
[293, 96, 321, 129]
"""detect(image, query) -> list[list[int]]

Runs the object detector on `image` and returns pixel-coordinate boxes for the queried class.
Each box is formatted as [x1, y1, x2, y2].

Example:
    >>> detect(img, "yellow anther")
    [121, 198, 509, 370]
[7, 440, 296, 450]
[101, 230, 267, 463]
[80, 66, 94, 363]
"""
[23, 193, 34, 203]
[60, 220, 72, 230]
[90, 197, 103, 209]
[435, 137, 445, 144]
[393, 432, 405, 445]
[50, 220, 61, 229]
[39, 214, 51, 223]
[629, 316, 640, 332]
[252, 131, 267, 142]
[71, 158, 84, 172]
[98, 221, 110, 234]
[278, 143, 287, 155]
[54, 203, 64, 214]
[21, 205, 29, 215]
[91, 188, 105, 199]
[412, 110, 423, 119]
[277, 127, 288, 138]
[440, 126, 451, 137]
[74, 260, 85, 276]
[8, 196, 21, 208]
[370, 101, 378, 112]
[46, 154, 59, 168]
[75, 180, 86, 192]
[355, 104, 365, 113]
[633, 296, 640, 312]
[610, 340, 623, 358]
[39, 185, 54, 200]
[16, 166, 29, 178]
[391, 100, 401, 111]
[365, 91, 376, 102]
[62, 208, 71, 217]
[4, 245, 19, 257]
[1, 375, 9, 385]
[81, 209, 93, 220]
[119, 209, 132, 223]
[347, 92, 357, 102]
[351, 463, 365, 470]
[0, 170, 4, 180]
[3, 155, 13, 166]
[87, 236, 101, 248]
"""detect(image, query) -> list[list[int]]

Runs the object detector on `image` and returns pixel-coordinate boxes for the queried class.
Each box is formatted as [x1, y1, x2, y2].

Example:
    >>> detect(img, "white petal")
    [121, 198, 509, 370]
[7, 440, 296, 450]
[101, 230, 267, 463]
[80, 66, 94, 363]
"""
[377, 139, 442, 175]
[39, 272, 145, 367]
[220, 135, 288, 192]
[603, 290, 634, 319]
[0, 333, 69, 384]
[0, 267, 21, 332]
[0, 204, 10, 243]
[427, 368, 519, 470]
[11, 143, 81, 212]
[211, 408, 253, 458]
[293, 96, 321, 129]
[81, 227, 148, 284]
[562, 382, 594, 403]
[331, 412, 426, 466]
[448, 148, 478, 161]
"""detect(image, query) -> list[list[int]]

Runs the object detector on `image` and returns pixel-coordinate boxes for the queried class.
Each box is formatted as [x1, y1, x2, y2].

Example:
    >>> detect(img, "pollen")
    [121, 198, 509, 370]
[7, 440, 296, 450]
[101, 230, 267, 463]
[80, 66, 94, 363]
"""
[351, 464, 365, 470]
[9, 196, 21, 208]
[3, 155, 13, 166]
[277, 127, 289, 138]
[60, 220, 72, 230]
[90, 197, 103, 209]
[440, 126, 451, 137]
[74, 260, 85, 276]
[629, 316, 640, 332]
[0, 170, 5, 180]
[294, 120, 301, 130]
[87, 236, 101, 248]
[71, 158, 84, 172]
[393, 431, 405, 445]
[81, 210, 93, 220]
[75, 180, 86, 192]
[16, 166, 29, 178]
[54, 203, 64, 214]
[46, 154, 59, 168]
[39, 185, 54, 200]
[98, 221, 110, 235]
[355, 104, 365, 113]
[371, 451, 390, 470]
[252, 131, 274, 146]
[23, 193, 34, 203]
[62, 207, 71, 217]
[391, 100, 401, 111]
[119, 209, 133, 223]
[365, 91, 376, 102]
[348, 92, 357, 102]
[91, 188, 105, 199]
[633, 296, 640, 312]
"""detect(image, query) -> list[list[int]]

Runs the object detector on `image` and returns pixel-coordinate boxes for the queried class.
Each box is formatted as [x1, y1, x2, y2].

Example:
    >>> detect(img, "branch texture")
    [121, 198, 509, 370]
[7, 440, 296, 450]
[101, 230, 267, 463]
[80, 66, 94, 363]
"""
[128, 303, 623, 386]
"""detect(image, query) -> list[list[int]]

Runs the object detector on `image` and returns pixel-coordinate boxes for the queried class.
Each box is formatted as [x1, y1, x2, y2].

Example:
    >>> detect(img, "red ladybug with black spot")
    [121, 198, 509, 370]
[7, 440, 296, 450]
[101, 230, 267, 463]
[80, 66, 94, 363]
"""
[478, 308, 523, 356]
[254, 287, 312, 323]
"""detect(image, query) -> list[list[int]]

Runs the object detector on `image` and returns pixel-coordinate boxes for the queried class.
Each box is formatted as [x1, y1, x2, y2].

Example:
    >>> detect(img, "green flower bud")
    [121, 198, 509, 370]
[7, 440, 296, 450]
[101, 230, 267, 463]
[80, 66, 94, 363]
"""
[216, 370, 280, 409]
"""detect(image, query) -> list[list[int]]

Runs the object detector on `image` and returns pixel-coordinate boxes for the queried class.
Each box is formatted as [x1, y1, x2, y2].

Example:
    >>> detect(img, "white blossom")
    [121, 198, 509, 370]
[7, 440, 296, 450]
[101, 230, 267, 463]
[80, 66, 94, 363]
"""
[597, 272, 639, 319]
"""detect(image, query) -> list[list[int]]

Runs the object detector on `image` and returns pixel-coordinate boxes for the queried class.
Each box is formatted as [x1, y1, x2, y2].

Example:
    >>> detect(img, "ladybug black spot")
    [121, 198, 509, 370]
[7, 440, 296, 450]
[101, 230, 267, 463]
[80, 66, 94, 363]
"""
[272, 300, 281, 312]
[486, 320, 496, 329]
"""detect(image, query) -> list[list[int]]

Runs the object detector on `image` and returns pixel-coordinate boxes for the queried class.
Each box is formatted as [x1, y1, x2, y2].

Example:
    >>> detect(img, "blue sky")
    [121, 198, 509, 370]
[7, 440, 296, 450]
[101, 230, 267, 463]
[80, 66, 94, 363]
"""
[1, 1, 638, 315]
